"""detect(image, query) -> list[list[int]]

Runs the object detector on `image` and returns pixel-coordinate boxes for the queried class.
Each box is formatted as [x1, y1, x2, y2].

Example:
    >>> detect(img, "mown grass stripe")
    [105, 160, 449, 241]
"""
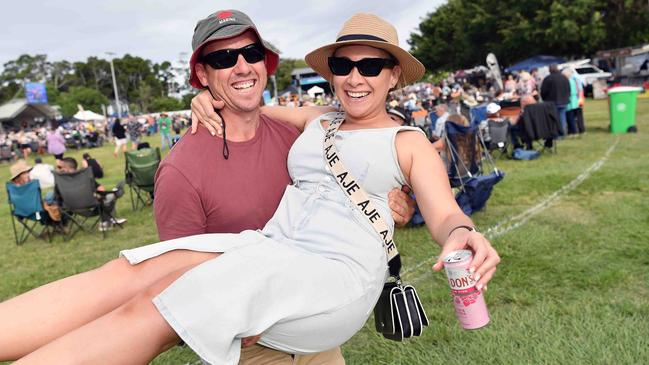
[402, 137, 620, 285]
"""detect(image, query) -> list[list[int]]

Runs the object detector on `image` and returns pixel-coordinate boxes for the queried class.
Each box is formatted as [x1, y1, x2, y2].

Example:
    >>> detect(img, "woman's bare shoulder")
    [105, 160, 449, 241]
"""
[395, 129, 436, 168]
[395, 128, 430, 148]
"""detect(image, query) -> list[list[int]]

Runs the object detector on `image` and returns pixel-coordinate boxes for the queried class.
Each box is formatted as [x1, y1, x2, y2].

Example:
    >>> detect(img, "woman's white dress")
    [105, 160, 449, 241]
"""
[120, 112, 422, 364]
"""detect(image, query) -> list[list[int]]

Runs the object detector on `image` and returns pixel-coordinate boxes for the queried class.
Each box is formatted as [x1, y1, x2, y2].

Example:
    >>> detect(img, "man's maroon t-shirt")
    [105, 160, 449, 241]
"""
[154, 115, 300, 241]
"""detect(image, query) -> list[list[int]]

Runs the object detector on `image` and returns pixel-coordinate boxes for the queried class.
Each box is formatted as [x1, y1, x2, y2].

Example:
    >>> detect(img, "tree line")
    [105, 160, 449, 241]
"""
[2, 0, 646, 116]
[0, 54, 194, 117]
[409, 0, 649, 72]
[0, 53, 306, 118]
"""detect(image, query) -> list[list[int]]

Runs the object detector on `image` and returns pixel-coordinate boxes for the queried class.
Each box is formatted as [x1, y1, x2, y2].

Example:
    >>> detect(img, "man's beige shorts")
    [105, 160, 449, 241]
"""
[239, 345, 345, 365]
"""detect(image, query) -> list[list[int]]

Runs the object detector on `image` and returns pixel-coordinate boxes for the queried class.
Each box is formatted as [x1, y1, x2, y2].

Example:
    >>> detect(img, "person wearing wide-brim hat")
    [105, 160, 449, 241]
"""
[9, 159, 33, 186]
[0, 12, 499, 365]
[304, 13, 425, 88]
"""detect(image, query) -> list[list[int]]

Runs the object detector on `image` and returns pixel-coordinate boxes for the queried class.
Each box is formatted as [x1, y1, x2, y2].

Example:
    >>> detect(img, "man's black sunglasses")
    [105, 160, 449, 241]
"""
[328, 57, 396, 77]
[201, 43, 266, 70]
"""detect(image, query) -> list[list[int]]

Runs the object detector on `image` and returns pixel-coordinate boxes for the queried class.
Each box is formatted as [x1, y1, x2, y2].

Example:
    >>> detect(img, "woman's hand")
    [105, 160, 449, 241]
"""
[432, 229, 500, 290]
[190, 90, 225, 136]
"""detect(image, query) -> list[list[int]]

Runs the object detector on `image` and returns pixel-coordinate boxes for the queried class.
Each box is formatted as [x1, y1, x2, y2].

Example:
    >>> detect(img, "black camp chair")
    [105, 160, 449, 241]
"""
[6, 180, 52, 244]
[444, 122, 504, 216]
[486, 119, 510, 158]
[125, 148, 161, 210]
[54, 168, 122, 240]
[518, 102, 560, 153]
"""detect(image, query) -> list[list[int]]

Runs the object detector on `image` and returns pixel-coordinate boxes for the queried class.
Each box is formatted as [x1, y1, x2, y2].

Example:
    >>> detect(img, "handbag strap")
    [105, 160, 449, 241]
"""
[322, 113, 402, 279]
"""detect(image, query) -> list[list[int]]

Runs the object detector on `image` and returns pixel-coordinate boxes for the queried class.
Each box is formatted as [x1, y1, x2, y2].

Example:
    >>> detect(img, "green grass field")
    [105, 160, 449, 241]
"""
[1, 97, 648, 364]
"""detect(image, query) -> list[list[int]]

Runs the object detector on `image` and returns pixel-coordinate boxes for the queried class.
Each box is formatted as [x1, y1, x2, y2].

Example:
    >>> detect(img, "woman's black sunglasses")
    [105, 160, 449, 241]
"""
[328, 57, 396, 77]
[201, 43, 266, 69]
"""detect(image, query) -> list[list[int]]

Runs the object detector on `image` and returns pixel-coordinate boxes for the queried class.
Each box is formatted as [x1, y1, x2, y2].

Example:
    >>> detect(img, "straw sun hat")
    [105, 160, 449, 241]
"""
[305, 13, 425, 87]
[10, 160, 32, 181]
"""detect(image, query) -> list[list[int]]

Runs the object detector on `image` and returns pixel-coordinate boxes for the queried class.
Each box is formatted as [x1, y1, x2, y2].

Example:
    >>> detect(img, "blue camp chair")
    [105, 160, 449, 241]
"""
[444, 122, 481, 188]
[454, 171, 505, 216]
[6, 180, 52, 244]
[470, 104, 488, 128]
[426, 112, 439, 139]
[444, 122, 504, 216]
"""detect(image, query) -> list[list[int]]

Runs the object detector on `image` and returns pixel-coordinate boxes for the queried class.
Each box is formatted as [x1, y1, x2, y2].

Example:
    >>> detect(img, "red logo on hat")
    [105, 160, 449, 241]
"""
[217, 11, 232, 19]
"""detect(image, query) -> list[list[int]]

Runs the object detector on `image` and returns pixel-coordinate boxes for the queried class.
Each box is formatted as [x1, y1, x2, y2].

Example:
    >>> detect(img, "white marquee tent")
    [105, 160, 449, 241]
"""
[307, 85, 324, 98]
[73, 110, 106, 121]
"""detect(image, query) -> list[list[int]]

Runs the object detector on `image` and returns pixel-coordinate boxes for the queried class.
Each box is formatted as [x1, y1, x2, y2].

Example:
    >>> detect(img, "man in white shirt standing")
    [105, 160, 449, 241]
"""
[29, 158, 55, 189]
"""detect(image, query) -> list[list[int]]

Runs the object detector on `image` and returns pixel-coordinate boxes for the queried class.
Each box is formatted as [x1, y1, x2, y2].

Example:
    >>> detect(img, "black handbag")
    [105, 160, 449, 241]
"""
[373, 278, 429, 341]
[323, 114, 429, 341]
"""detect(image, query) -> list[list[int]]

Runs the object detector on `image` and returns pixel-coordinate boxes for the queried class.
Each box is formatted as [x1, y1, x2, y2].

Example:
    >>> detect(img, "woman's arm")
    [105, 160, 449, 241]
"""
[396, 131, 500, 289]
[396, 131, 469, 242]
[190, 89, 335, 134]
[259, 105, 335, 131]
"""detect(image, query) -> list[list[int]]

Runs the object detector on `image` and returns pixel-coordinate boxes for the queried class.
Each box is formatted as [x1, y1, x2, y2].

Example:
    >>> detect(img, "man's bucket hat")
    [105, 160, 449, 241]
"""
[189, 10, 280, 89]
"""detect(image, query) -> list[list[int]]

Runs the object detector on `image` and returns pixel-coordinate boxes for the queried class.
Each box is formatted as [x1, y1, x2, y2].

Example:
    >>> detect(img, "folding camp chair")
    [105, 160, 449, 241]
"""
[486, 119, 510, 158]
[444, 122, 481, 188]
[6, 180, 52, 244]
[444, 122, 504, 215]
[54, 168, 122, 240]
[519, 102, 560, 153]
[469, 104, 488, 128]
[1, 145, 15, 162]
[125, 147, 161, 210]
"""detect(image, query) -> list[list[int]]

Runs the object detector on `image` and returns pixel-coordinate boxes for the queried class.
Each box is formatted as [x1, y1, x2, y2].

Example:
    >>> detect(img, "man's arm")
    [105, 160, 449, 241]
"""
[388, 187, 416, 227]
[190, 90, 334, 135]
[154, 164, 208, 241]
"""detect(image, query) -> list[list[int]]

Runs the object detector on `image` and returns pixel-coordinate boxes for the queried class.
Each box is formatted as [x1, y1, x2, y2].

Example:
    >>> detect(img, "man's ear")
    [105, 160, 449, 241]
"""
[195, 63, 209, 88]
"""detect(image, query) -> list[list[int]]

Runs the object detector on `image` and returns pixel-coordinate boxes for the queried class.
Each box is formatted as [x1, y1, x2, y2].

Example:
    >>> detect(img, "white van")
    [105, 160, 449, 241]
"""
[560, 59, 612, 95]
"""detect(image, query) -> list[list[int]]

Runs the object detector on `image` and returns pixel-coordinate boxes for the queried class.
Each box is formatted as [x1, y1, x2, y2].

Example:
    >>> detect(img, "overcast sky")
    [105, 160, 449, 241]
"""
[0, 0, 442, 70]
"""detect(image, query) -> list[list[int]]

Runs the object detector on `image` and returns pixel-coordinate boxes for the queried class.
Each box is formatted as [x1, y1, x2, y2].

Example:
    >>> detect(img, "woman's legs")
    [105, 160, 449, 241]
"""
[15, 266, 191, 364]
[0, 250, 219, 360]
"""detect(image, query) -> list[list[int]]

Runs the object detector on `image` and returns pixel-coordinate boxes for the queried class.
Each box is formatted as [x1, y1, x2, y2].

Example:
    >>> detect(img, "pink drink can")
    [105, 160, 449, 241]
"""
[443, 250, 490, 329]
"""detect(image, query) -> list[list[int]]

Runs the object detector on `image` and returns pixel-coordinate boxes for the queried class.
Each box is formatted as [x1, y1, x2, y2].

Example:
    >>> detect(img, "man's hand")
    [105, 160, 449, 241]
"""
[432, 229, 500, 291]
[190, 90, 225, 136]
[241, 334, 262, 348]
[388, 186, 416, 227]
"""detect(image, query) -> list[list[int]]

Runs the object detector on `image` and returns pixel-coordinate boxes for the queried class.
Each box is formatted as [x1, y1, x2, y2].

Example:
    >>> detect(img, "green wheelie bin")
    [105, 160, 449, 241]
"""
[608, 86, 643, 133]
